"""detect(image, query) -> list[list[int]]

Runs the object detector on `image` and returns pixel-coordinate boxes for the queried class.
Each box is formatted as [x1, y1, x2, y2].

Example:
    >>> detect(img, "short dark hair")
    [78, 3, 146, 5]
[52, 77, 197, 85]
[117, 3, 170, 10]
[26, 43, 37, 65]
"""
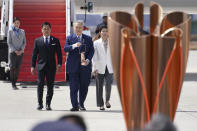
[99, 25, 107, 32]
[13, 17, 20, 23]
[103, 16, 107, 19]
[59, 115, 87, 131]
[41, 22, 51, 28]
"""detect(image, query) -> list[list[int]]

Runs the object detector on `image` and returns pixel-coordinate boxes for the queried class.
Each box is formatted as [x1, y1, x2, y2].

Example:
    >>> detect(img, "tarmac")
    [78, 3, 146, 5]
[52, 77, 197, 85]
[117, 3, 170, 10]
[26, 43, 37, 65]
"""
[0, 50, 197, 131]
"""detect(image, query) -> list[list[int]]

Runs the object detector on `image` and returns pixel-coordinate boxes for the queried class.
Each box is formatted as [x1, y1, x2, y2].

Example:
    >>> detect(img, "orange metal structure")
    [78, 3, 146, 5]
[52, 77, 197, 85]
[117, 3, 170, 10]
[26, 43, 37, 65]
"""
[108, 2, 191, 130]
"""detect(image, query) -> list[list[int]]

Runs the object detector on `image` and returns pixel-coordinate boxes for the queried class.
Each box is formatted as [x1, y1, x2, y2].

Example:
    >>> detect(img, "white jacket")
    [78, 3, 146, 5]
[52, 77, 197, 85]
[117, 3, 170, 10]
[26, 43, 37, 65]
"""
[92, 38, 113, 74]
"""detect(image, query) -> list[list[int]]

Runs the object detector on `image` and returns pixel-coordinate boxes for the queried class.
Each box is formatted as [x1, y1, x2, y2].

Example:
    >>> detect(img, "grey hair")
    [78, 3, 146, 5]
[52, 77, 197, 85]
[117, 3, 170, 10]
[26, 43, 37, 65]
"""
[73, 20, 84, 26]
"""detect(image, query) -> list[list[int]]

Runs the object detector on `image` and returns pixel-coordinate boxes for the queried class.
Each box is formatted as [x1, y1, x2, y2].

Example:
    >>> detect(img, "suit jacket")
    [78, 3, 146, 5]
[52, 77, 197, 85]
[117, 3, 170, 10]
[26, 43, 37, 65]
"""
[92, 38, 113, 74]
[7, 28, 26, 53]
[64, 34, 94, 73]
[31, 36, 62, 71]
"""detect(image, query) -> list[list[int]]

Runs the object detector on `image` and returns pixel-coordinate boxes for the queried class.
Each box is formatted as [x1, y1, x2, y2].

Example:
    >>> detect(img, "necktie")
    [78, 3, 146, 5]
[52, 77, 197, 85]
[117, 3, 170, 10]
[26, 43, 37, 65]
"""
[45, 38, 48, 46]
[77, 36, 81, 42]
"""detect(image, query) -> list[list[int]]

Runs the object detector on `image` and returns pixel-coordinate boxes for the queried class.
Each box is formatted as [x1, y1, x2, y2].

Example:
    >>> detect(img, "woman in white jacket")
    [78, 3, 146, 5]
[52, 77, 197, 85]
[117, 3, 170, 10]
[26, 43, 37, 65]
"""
[92, 25, 113, 110]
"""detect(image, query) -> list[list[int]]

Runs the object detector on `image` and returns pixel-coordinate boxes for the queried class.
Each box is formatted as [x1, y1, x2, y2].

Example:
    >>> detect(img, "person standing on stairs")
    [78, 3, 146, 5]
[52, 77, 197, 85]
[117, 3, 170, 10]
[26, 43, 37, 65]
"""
[31, 22, 62, 111]
[7, 17, 26, 90]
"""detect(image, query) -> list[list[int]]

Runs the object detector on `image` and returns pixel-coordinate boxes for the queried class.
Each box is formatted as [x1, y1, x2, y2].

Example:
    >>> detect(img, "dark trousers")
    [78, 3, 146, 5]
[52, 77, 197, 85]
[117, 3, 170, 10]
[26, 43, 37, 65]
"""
[37, 66, 56, 106]
[96, 67, 113, 107]
[69, 66, 91, 108]
[9, 52, 23, 86]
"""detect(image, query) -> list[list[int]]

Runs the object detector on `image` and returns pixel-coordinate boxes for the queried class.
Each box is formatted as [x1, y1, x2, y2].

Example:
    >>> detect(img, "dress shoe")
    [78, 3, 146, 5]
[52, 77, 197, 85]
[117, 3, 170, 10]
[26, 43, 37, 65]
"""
[70, 107, 79, 111]
[37, 105, 43, 110]
[106, 101, 111, 108]
[46, 105, 52, 110]
[79, 105, 86, 111]
[100, 106, 105, 110]
[12, 85, 19, 90]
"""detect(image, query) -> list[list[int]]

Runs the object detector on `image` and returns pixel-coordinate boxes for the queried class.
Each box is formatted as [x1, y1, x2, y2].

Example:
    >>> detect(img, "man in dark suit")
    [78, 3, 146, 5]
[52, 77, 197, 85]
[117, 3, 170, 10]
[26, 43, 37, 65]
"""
[31, 22, 62, 110]
[64, 21, 94, 111]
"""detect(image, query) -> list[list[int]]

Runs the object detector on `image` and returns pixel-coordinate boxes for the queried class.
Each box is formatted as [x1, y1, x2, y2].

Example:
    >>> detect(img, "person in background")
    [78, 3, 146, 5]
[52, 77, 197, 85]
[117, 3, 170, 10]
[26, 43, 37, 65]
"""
[64, 21, 94, 111]
[59, 114, 87, 131]
[31, 120, 83, 131]
[143, 113, 177, 131]
[31, 22, 62, 111]
[92, 25, 113, 110]
[95, 13, 108, 35]
[7, 17, 26, 90]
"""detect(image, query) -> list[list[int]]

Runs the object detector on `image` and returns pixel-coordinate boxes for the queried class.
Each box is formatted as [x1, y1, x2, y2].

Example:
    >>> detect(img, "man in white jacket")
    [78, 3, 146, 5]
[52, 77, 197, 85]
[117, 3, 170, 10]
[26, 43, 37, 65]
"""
[92, 25, 113, 110]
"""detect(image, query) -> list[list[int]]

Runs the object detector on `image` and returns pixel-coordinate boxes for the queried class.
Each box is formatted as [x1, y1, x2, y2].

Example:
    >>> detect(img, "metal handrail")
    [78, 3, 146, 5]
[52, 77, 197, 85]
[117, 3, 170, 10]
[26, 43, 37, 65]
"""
[0, 0, 9, 40]
[66, 0, 71, 36]
[8, 0, 13, 32]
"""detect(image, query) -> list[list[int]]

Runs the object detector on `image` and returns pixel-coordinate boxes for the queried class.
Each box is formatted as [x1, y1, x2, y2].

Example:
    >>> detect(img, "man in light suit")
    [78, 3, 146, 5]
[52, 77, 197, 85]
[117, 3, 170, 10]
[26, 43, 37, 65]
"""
[64, 21, 94, 111]
[92, 25, 113, 110]
[31, 22, 62, 110]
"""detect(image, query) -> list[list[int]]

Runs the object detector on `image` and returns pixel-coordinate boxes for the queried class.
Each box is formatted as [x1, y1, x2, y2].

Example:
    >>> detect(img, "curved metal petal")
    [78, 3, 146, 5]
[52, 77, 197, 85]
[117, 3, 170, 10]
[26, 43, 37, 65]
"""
[160, 12, 191, 70]
[151, 35, 177, 120]
[153, 28, 183, 120]
[150, 1, 163, 35]
[120, 28, 150, 130]
[159, 12, 191, 120]
[133, 2, 144, 29]
[108, 11, 138, 96]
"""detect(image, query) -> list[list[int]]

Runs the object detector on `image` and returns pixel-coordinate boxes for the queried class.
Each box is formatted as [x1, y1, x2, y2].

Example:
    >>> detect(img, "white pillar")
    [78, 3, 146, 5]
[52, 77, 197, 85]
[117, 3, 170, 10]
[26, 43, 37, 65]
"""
[66, 0, 71, 36]
[0, 0, 9, 39]
[66, 0, 76, 36]
[8, 0, 14, 31]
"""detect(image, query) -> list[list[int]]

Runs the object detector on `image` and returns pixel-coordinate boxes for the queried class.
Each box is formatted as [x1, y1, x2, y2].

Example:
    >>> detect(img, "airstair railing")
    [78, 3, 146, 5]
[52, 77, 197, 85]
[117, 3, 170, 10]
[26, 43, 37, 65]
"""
[0, 0, 9, 40]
